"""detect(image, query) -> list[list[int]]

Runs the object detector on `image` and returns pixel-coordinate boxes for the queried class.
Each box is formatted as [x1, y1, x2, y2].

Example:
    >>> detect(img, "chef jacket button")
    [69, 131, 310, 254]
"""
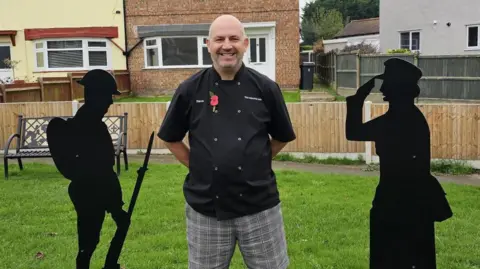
[215, 82, 218, 86]
[216, 195, 219, 199]
[238, 166, 242, 171]
[214, 167, 218, 171]
[238, 137, 242, 141]
[239, 193, 243, 197]
[412, 155, 416, 158]
[237, 109, 241, 113]
[237, 82, 241, 85]
[214, 138, 218, 141]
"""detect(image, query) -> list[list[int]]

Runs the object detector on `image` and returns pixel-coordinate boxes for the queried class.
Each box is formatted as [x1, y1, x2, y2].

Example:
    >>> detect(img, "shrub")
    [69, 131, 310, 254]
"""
[341, 42, 378, 54]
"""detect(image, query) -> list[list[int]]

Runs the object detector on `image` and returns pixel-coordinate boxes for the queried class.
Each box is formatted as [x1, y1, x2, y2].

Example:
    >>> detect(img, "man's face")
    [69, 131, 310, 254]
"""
[206, 21, 249, 70]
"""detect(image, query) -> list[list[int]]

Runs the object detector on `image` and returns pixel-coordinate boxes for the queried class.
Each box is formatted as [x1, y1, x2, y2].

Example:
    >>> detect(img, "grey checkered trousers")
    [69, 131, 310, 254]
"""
[185, 202, 289, 269]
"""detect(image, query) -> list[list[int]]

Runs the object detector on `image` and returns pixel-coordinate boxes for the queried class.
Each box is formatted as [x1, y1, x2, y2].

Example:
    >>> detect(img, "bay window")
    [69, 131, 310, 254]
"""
[144, 36, 213, 68]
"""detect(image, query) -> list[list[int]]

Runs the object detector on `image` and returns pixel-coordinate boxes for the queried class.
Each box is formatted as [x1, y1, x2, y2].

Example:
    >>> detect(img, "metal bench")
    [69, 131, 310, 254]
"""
[3, 113, 129, 179]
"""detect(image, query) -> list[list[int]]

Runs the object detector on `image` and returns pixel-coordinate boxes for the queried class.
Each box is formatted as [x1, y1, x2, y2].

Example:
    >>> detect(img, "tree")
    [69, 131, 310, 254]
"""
[303, 0, 379, 24]
[301, 6, 344, 45]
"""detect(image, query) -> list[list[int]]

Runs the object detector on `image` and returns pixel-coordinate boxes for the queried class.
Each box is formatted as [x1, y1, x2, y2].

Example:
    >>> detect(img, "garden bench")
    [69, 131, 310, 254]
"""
[3, 113, 129, 179]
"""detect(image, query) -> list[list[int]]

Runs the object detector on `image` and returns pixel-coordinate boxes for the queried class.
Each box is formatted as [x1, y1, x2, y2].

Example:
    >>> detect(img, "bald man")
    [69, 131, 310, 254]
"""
[158, 14, 296, 269]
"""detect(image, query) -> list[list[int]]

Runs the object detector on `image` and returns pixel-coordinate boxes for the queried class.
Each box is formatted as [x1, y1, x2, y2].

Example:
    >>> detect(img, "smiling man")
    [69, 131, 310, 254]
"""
[158, 14, 296, 269]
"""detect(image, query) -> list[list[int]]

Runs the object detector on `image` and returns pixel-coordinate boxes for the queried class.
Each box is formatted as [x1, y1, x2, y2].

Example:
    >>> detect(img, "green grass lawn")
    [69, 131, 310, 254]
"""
[1, 163, 479, 268]
[114, 90, 300, 103]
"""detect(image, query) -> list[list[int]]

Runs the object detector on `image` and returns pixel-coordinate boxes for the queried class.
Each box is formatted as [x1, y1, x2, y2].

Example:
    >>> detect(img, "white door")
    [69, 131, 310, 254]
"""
[244, 35, 273, 80]
[0, 44, 13, 84]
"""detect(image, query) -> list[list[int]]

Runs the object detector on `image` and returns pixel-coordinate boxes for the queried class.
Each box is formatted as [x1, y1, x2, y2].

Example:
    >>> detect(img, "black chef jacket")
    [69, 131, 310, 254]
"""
[158, 63, 296, 220]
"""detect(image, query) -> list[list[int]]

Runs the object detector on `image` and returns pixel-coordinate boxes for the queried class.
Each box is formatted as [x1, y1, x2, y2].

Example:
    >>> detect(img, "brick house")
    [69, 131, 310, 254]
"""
[125, 0, 300, 95]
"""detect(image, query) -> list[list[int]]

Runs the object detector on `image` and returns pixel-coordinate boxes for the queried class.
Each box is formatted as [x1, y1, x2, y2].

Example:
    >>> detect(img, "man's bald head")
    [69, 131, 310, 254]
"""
[208, 14, 246, 39]
[206, 14, 249, 76]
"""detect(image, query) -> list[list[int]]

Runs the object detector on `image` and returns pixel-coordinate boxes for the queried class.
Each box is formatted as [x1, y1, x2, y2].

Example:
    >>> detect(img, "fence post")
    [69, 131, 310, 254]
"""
[72, 100, 79, 116]
[356, 52, 361, 88]
[364, 101, 372, 164]
[334, 52, 338, 92]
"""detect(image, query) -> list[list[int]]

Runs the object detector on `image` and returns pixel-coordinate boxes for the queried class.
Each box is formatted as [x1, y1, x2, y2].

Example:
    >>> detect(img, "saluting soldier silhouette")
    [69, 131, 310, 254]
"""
[345, 58, 453, 269]
[47, 69, 130, 269]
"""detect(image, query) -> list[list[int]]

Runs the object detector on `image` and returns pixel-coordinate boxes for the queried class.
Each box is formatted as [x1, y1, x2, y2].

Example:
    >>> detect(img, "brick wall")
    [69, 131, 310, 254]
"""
[125, 0, 299, 95]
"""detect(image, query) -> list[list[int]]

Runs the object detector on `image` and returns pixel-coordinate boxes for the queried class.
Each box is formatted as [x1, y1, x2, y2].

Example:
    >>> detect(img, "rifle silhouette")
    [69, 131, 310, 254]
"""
[103, 131, 155, 269]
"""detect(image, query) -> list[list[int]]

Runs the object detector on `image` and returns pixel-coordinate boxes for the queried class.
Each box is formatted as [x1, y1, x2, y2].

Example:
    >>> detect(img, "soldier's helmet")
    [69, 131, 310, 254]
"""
[77, 69, 121, 96]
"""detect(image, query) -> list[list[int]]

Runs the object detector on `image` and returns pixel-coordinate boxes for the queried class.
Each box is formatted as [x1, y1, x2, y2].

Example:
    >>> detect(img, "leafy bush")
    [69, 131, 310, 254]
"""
[301, 45, 313, 51]
[386, 48, 412, 54]
[341, 42, 378, 54]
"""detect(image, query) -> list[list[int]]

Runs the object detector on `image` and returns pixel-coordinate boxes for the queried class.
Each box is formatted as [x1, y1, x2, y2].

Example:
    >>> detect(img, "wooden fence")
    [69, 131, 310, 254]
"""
[316, 52, 480, 100]
[0, 70, 131, 103]
[314, 51, 336, 85]
[2, 101, 480, 166]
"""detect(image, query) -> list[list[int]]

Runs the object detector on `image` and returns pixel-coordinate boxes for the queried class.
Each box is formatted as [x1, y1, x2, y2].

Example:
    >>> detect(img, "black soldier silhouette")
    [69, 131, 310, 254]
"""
[47, 69, 130, 269]
[345, 58, 453, 269]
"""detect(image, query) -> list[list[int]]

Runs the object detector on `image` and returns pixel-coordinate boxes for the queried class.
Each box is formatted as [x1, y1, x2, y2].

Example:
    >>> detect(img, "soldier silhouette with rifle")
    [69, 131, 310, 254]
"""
[47, 69, 130, 269]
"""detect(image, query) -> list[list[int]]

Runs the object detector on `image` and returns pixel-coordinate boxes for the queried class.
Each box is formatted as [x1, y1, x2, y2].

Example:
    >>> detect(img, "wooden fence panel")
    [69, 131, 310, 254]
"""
[283, 102, 365, 153]
[41, 79, 72, 101]
[336, 54, 357, 89]
[417, 55, 480, 100]
[106, 102, 169, 150]
[3, 83, 42, 102]
[0, 71, 131, 103]
[370, 103, 480, 160]
[2, 101, 480, 162]
[329, 53, 480, 100]
[315, 51, 336, 85]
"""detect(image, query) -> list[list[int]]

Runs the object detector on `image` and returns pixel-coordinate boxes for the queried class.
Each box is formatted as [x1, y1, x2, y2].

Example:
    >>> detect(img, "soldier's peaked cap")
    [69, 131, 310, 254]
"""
[375, 58, 423, 85]
[77, 69, 121, 95]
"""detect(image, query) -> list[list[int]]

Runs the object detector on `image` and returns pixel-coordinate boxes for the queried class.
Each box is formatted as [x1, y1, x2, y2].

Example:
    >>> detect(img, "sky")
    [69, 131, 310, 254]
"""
[299, 0, 314, 21]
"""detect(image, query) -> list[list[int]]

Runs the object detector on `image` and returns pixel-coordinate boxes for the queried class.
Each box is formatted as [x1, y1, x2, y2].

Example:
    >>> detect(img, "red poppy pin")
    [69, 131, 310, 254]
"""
[209, 91, 218, 112]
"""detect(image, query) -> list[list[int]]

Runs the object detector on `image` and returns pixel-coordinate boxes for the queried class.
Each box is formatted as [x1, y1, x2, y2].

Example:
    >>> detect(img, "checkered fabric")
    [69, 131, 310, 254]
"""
[185, 202, 289, 269]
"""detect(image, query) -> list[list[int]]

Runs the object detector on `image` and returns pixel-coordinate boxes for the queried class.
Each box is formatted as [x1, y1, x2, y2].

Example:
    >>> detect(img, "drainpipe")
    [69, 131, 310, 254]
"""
[123, 0, 129, 71]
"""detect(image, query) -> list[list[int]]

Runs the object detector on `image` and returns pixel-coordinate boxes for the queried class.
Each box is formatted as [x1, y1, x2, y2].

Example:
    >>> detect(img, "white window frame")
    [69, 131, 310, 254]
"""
[466, 24, 480, 50]
[143, 36, 212, 69]
[399, 31, 421, 52]
[33, 37, 112, 72]
[0, 43, 12, 71]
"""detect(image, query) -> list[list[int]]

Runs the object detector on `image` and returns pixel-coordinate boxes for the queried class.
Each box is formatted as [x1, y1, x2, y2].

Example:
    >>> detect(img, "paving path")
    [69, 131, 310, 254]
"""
[14, 154, 480, 187]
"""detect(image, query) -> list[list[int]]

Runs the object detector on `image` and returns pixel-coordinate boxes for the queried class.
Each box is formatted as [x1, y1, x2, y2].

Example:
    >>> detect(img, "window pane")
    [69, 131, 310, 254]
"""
[250, 38, 257, 62]
[35, 42, 43, 49]
[147, 48, 159, 66]
[88, 41, 106, 47]
[411, 32, 420, 50]
[259, 38, 266, 62]
[161, 37, 198, 66]
[47, 50, 83, 68]
[47, 40, 82, 49]
[36, 52, 44, 68]
[88, 51, 107, 66]
[468, 26, 478, 47]
[400, 32, 410, 49]
[146, 39, 156, 46]
[202, 47, 212, 65]
[0, 46, 11, 69]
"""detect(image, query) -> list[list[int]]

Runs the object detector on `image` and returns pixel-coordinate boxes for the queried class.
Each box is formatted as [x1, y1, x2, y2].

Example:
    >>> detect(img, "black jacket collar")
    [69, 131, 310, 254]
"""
[209, 63, 246, 83]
